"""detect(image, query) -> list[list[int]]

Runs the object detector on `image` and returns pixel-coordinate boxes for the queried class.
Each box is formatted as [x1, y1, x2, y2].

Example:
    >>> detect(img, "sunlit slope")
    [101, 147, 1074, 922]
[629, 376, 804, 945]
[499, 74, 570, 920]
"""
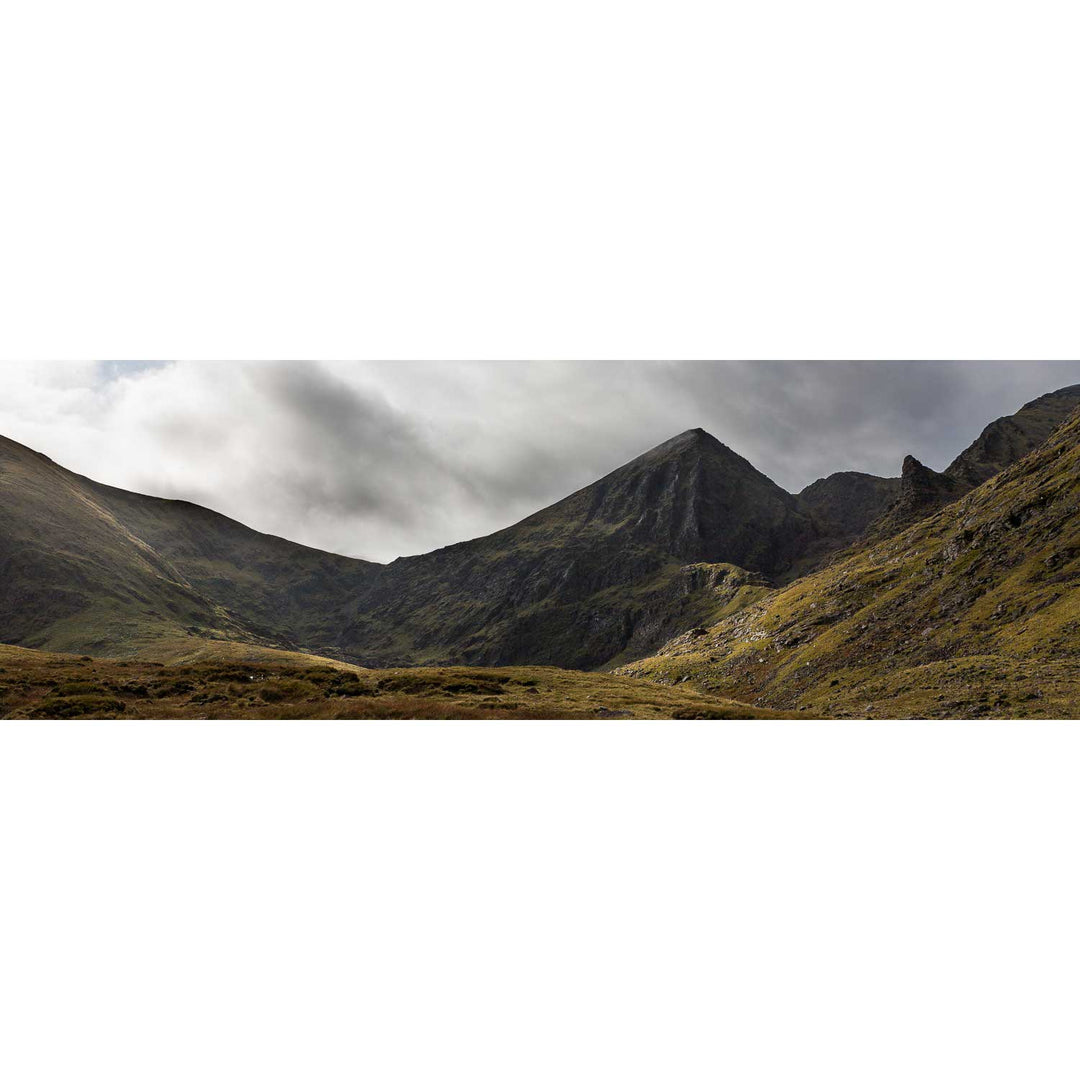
[618, 408, 1080, 718]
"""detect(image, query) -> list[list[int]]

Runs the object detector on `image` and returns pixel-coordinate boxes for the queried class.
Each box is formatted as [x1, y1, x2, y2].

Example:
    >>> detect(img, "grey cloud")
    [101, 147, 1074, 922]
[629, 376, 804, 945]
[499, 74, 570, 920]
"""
[242, 362, 443, 527]
[7, 360, 1080, 562]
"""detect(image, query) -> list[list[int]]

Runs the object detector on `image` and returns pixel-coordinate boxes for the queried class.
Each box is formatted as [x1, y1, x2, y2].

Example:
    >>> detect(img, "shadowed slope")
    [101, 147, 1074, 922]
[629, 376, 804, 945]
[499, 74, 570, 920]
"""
[0, 434, 378, 657]
[796, 472, 901, 541]
[945, 383, 1080, 487]
[87, 478, 380, 649]
[332, 429, 814, 668]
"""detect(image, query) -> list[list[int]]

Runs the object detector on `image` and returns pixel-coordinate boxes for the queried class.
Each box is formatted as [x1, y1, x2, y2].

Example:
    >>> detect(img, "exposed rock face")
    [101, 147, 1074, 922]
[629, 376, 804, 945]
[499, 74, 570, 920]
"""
[797, 472, 901, 540]
[332, 430, 811, 668]
[865, 455, 971, 540]
[493, 428, 817, 573]
[790, 471, 901, 575]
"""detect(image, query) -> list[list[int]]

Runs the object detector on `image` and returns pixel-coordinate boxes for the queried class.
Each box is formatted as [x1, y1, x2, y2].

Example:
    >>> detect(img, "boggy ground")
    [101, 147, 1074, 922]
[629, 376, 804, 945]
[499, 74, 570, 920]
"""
[0, 644, 788, 719]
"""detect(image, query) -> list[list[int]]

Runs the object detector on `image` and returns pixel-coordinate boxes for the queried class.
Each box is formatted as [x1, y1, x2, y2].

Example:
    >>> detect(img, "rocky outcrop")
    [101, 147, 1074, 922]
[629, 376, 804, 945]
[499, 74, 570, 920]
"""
[865, 455, 971, 540]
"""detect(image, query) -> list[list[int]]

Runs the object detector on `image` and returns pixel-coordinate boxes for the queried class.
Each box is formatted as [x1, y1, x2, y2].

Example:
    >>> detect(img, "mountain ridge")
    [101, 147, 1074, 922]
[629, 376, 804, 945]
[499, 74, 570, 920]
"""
[5, 382, 1080, 677]
[618, 403, 1080, 717]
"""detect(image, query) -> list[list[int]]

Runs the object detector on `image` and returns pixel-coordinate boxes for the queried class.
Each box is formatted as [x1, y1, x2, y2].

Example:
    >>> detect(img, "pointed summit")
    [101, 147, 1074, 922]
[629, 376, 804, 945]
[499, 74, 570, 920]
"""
[612, 426, 765, 481]
[866, 454, 969, 540]
[508, 426, 813, 575]
[363, 426, 820, 669]
[658, 427, 718, 448]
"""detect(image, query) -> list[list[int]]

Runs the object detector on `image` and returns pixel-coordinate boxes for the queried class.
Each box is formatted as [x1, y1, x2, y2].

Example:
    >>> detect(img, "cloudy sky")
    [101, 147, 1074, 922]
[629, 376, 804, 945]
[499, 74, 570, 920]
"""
[3, 360, 1079, 563]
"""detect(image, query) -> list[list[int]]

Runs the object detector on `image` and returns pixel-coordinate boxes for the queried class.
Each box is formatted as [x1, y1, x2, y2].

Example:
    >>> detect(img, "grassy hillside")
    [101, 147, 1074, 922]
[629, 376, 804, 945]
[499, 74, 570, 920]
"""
[87, 475, 379, 649]
[0, 435, 247, 655]
[0, 434, 378, 659]
[617, 408, 1080, 718]
[0, 643, 789, 719]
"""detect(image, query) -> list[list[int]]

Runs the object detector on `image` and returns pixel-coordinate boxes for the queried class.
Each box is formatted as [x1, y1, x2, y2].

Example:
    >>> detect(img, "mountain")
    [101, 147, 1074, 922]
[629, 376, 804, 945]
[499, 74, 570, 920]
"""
[0, 433, 377, 658]
[0, 427, 810, 668]
[796, 472, 901, 540]
[617, 405, 1080, 717]
[863, 455, 970, 540]
[945, 383, 1080, 486]
[6, 383, 1080, 681]
[85, 475, 380, 648]
[331, 429, 815, 669]
[0, 434, 228, 654]
[791, 471, 901, 574]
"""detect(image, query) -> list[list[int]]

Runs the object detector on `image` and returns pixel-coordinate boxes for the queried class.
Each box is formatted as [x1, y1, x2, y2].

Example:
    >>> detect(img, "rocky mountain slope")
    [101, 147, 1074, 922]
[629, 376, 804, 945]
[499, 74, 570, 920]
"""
[945, 383, 1080, 486]
[864, 384, 1080, 542]
[332, 430, 816, 668]
[0, 427, 810, 667]
[790, 471, 901, 574]
[618, 406, 1080, 718]
[863, 455, 970, 540]
[796, 471, 901, 541]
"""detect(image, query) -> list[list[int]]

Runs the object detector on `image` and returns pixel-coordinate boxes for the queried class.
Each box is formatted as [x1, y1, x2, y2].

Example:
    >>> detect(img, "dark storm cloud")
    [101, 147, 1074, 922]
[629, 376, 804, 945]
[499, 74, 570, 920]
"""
[5, 360, 1080, 562]
[394, 360, 1080, 511]
[242, 362, 448, 527]
[636, 360, 1080, 491]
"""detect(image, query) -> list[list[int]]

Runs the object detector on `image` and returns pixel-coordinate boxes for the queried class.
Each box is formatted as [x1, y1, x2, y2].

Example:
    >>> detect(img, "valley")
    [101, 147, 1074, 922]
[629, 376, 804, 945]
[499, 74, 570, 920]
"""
[3, 383, 1080, 718]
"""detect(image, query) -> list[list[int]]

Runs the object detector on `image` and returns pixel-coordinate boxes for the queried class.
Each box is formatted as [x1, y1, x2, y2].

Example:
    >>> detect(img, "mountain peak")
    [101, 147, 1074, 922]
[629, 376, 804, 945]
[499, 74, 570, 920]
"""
[503, 422, 815, 581]
[865, 454, 969, 541]
[646, 427, 726, 456]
